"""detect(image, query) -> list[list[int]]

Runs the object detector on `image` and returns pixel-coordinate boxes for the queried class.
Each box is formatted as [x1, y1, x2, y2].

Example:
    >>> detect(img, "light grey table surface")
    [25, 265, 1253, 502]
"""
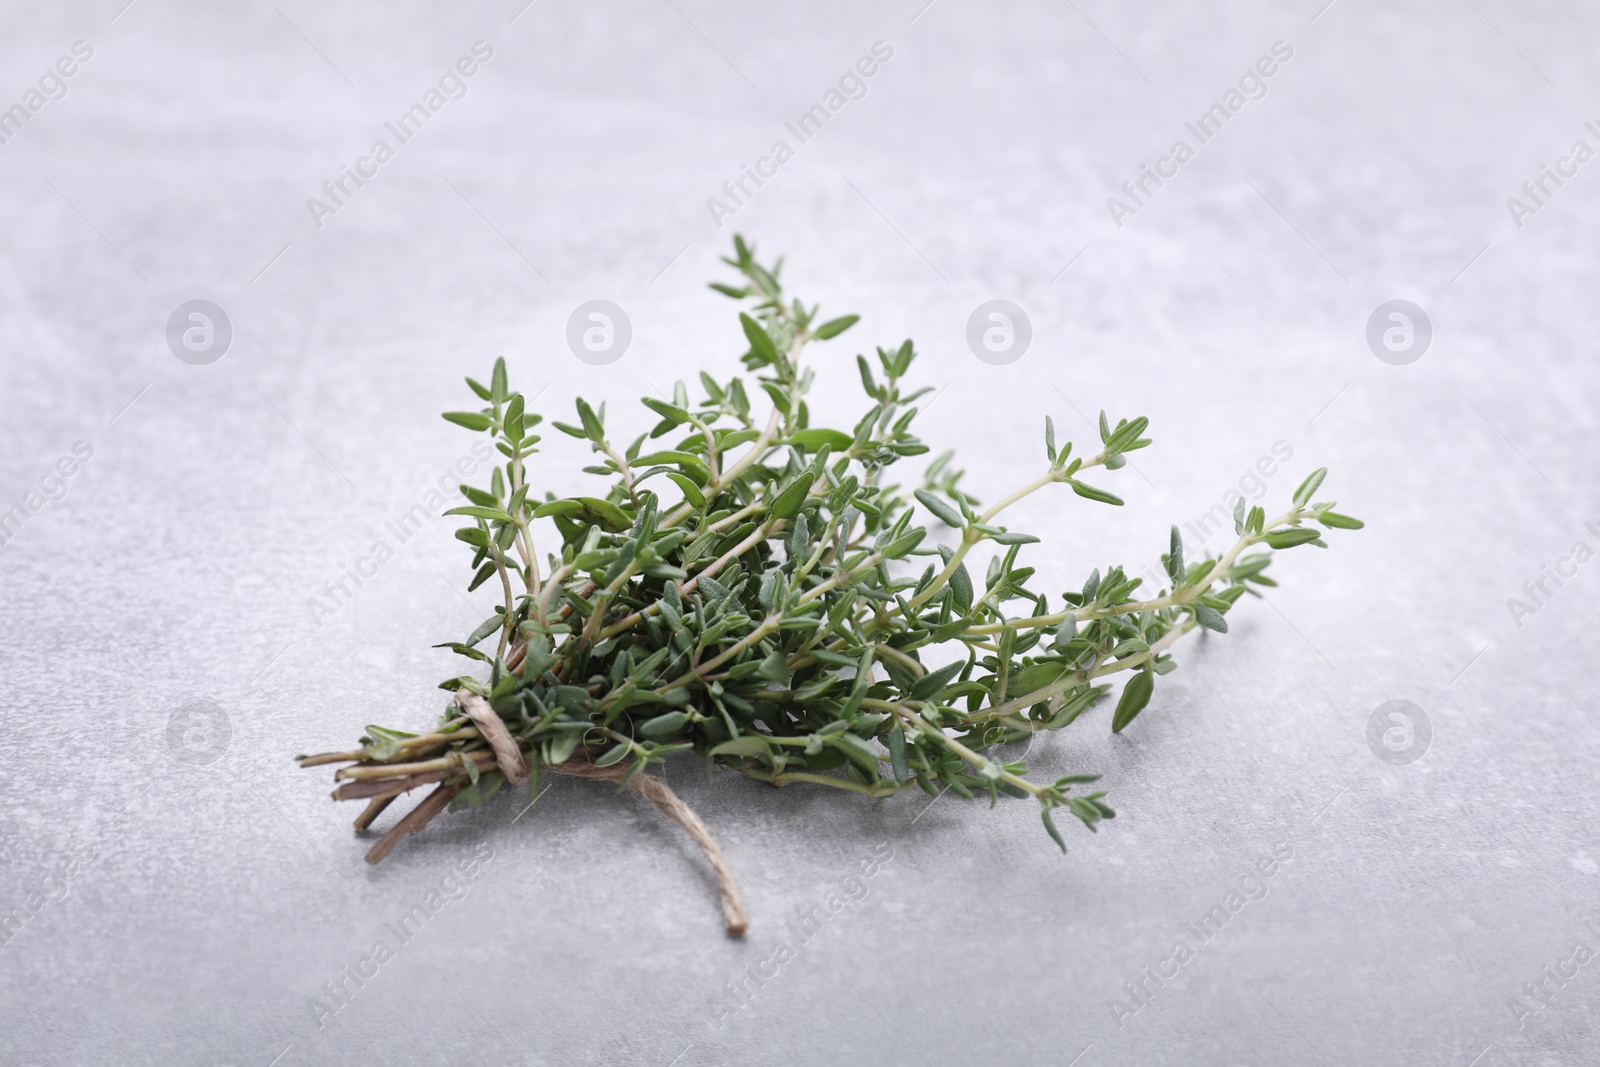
[2, 1, 1597, 1064]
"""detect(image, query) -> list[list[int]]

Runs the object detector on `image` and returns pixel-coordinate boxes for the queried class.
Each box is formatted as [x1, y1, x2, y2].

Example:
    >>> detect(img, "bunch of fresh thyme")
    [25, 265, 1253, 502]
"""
[301, 237, 1362, 935]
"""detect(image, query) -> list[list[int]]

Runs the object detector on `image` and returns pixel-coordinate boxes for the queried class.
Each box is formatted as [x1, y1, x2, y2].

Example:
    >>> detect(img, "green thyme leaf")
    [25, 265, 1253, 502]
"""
[443, 411, 492, 431]
[1262, 528, 1322, 549]
[1111, 670, 1154, 733]
[914, 489, 964, 529]
[1070, 481, 1124, 506]
[812, 314, 859, 340]
[1293, 467, 1327, 508]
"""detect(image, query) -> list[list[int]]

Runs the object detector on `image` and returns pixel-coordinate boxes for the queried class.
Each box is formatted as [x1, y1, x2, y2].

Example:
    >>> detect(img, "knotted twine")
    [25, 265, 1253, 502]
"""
[455, 692, 749, 936]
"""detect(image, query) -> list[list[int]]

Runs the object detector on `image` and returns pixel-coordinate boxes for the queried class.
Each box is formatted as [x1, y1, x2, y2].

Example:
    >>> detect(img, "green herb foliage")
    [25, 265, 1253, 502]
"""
[325, 236, 1362, 852]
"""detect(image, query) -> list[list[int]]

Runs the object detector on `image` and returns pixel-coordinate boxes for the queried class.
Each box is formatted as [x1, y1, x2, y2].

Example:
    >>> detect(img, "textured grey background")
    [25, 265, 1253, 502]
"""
[1, 0, 1597, 1064]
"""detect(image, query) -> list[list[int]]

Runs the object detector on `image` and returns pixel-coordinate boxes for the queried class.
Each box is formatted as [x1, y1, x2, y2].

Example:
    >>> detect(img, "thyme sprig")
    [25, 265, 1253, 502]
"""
[301, 237, 1363, 933]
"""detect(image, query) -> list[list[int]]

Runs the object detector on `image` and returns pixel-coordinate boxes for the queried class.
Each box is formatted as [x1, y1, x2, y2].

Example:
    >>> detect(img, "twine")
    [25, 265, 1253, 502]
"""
[454, 692, 530, 785]
[552, 761, 749, 936]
